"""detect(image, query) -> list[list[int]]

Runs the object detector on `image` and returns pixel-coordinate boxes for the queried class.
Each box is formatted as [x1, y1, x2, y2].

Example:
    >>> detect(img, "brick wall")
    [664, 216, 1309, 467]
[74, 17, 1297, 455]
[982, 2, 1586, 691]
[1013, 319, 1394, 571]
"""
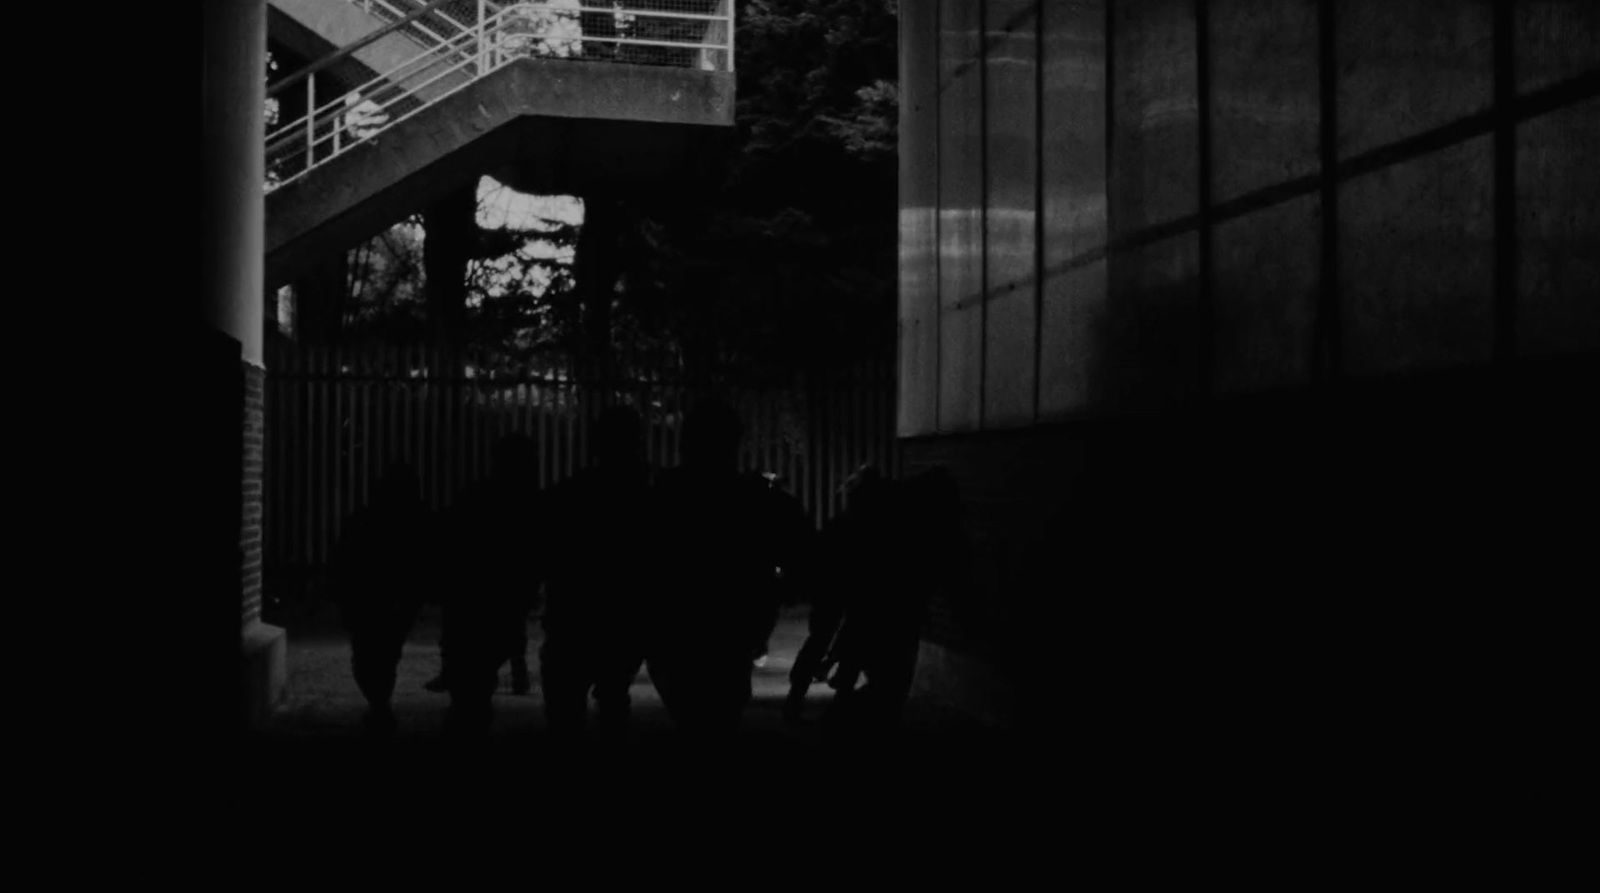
[242, 361, 265, 625]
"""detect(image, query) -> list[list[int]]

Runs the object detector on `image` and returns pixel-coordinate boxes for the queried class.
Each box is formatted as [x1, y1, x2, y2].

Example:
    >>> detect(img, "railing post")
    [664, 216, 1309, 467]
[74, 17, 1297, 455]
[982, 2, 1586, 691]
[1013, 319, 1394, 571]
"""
[728, 0, 736, 72]
[478, 0, 487, 75]
[305, 74, 315, 169]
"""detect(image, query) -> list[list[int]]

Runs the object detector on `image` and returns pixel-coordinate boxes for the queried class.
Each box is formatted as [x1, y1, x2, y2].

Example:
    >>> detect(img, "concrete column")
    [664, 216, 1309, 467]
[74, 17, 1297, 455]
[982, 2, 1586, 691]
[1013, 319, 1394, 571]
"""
[202, 0, 267, 367]
[203, 0, 284, 728]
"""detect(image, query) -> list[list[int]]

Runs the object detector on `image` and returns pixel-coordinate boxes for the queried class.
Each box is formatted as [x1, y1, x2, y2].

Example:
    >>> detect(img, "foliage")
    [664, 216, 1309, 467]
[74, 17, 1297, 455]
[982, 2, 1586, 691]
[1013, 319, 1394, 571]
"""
[306, 0, 900, 383]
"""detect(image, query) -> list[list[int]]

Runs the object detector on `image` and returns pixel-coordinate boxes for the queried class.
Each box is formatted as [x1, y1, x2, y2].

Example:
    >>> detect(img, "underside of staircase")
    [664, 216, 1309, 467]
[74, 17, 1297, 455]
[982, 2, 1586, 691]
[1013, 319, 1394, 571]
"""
[267, 58, 733, 290]
[264, 0, 736, 290]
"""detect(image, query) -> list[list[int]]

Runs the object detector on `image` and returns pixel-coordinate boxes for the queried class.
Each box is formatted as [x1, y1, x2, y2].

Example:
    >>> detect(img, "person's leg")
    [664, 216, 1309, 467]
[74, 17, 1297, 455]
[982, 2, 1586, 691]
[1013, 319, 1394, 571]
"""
[509, 609, 531, 695]
[645, 631, 695, 728]
[425, 606, 451, 692]
[594, 637, 644, 735]
[540, 636, 589, 737]
[868, 635, 923, 728]
[445, 667, 496, 738]
[350, 633, 387, 707]
[786, 626, 838, 717]
[353, 627, 406, 735]
[444, 625, 499, 737]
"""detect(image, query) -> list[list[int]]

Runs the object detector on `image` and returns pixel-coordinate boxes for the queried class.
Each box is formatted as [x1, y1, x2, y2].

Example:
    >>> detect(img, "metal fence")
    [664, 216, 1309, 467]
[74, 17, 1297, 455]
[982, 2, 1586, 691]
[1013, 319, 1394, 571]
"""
[263, 340, 898, 610]
[267, 0, 734, 189]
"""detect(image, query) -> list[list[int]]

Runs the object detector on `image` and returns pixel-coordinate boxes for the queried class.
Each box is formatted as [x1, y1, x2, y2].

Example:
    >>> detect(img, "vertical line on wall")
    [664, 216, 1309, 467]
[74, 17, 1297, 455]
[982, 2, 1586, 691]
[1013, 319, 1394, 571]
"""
[1196, 0, 1215, 398]
[1493, 0, 1517, 363]
[1316, 0, 1341, 382]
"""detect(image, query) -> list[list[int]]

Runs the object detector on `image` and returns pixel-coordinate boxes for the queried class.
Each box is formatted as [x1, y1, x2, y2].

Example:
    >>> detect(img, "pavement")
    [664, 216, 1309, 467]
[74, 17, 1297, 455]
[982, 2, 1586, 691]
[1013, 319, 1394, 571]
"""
[238, 604, 1036, 831]
[256, 602, 992, 749]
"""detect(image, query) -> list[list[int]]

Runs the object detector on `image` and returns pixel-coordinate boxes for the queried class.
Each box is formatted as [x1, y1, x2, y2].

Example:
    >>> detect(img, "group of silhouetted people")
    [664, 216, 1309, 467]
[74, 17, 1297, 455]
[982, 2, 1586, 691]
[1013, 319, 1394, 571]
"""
[328, 397, 964, 742]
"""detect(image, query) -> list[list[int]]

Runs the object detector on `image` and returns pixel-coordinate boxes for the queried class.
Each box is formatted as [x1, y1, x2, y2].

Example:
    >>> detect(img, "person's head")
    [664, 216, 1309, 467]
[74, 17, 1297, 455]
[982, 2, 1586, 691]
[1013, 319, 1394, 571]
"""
[373, 462, 421, 509]
[906, 467, 960, 526]
[492, 434, 537, 483]
[593, 405, 642, 468]
[845, 464, 893, 515]
[682, 397, 742, 472]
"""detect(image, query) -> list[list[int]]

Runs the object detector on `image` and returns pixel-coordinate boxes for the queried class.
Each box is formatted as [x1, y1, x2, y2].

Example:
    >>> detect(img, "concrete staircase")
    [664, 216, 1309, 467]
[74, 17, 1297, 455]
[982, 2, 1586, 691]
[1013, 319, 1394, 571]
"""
[264, 1, 735, 290]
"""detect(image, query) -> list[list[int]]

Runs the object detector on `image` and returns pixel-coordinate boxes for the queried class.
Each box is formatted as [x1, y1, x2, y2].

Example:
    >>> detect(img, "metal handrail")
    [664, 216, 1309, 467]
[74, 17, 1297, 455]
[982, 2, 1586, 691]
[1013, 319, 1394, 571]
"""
[354, 0, 484, 53]
[268, 9, 493, 148]
[267, 1, 736, 191]
[361, 0, 458, 51]
[270, 0, 465, 97]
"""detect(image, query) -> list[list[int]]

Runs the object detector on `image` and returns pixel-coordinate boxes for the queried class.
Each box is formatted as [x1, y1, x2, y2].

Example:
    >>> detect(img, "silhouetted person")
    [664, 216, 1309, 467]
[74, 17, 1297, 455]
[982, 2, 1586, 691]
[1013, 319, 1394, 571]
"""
[826, 467, 965, 733]
[784, 465, 894, 721]
[440, 434, 544, 736]
[539, 405, 654, 739]
[752, 472, 813, 667]
[646, 398, 814, 740]
[330, 462, 435, 735]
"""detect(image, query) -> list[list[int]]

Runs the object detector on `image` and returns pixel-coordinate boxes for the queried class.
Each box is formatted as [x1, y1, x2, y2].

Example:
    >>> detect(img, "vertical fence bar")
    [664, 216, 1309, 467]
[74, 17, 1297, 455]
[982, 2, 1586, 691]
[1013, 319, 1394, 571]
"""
[402, 343, 413, 478]
[317, 345, 331, 570]
[468, 349, 479, 486]
[836, 369, 845, 509]
[477, 361, 485, 494]
[418, 346, 428, 510]
[305, 344, 317, 573]
[264, 342, 277, 588]
[572, 371, 581, 474]
[807, 380, 820, 529]
[386, 343, 397, 470]
[537, 385, 549, 490]
[577, 378, 588, 472]
[453, 348, 464, 504]
[857, 363, 867, 477]
[333, 346, 345, 549]
[431, 346, 444, 511]
[414, 345, 426, 508]
[361, 347, 372, 505]
[439, 347, 451, 506]
[496, 373, 506, 468]
[430, 344, 439, 506]
[844, 363, 856, 485]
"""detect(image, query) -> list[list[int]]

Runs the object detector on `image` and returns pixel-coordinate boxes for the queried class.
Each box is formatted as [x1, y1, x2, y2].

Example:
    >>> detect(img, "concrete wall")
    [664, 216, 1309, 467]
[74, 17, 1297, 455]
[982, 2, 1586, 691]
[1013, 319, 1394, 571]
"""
[897, 0, 1600, 735]
[901, 0, 1600, 432]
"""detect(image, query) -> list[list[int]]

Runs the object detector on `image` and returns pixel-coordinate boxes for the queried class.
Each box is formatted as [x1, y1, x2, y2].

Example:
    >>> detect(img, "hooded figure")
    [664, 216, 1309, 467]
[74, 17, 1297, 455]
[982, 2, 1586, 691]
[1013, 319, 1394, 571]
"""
[646, 398, 815, 739]
[785, 465, 894, 720]
[826, 467, 964, 733]
[539, 405, 655, 738]
[440, 434, 544, 736]
[330, 461, 436, 734]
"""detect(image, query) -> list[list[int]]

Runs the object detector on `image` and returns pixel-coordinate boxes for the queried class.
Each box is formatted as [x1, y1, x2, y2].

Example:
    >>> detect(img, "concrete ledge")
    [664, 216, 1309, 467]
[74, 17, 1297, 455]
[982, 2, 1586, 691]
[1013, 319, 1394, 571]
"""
[242, 620, 288, 728]
[911, 638, 1018, 731]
